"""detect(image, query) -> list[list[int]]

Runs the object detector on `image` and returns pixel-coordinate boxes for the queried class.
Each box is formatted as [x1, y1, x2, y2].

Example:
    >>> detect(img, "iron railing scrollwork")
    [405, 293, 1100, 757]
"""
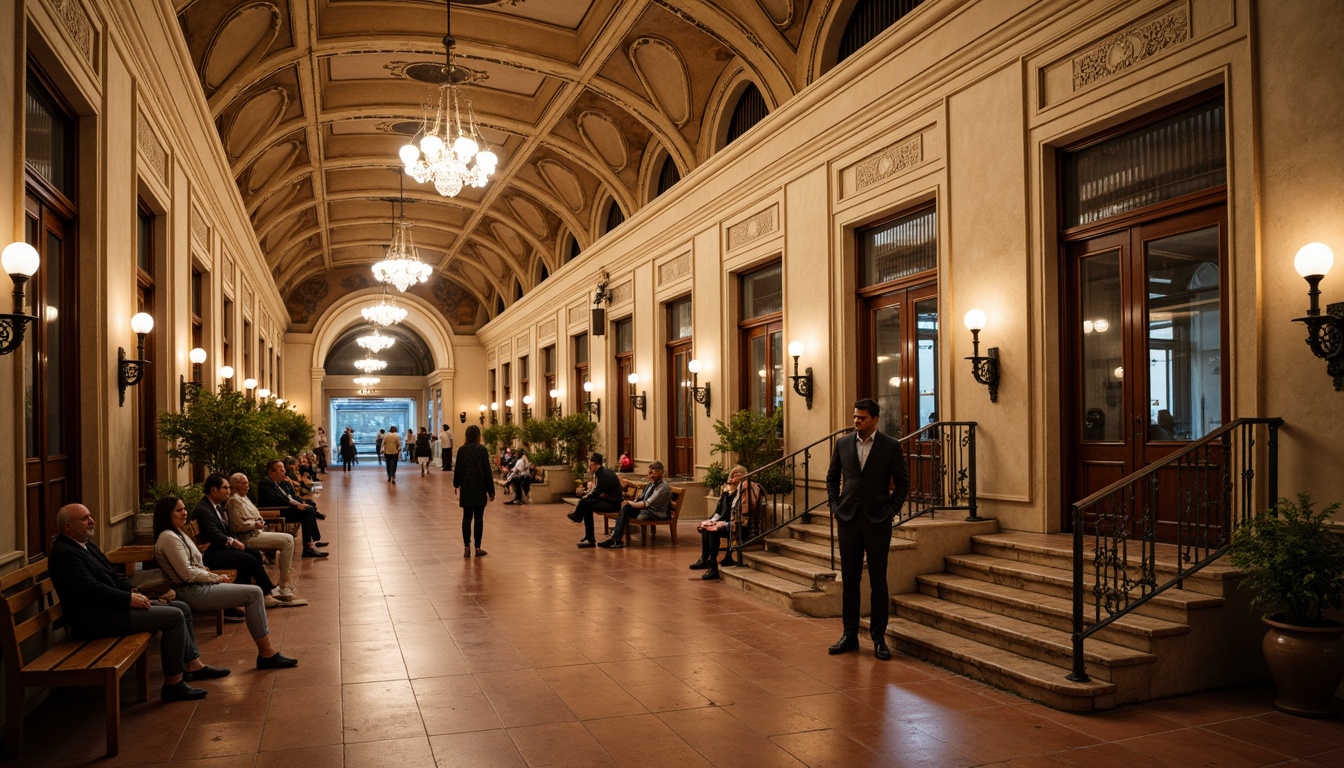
[728, 421, 979, 570]
[1068, 417, 1283, 683]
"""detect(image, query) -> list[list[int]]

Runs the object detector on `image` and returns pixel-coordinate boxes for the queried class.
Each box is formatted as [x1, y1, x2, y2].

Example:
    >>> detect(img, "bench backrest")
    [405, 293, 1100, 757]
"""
[0, 562, 62, 675]
[668, 486, 686, 516]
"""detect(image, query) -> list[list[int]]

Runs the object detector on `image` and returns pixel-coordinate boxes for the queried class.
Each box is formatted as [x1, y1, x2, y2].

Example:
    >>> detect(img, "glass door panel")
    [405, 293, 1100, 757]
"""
[1080, 251, 1123, 442]
[914, 297, 939, 431]
[1145, 226, 1221, 442]
[873, 304, 903, 436]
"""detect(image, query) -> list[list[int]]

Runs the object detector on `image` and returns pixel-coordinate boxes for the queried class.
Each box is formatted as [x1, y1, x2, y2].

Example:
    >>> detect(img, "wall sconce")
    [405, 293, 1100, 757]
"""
[963, 309, 1000, 403]
[490, 401, 499, 425]
[686, 359, 710, 416]
[257, 387, 272, 400]
[275, 398, 285, 406]
[504, 398, 514, 424]
[521, 394, 533, 422]
[627, 373, 647, 418]
[786, 341, 814, 410]
[478, 404, 486, 425]
[179, 347, 207, 408]
[460, 411, 467, 424]
[548, 388, 563, 417]
[0, 242, 40, 356]
[1292, 243, 1344, 390]
[582, 381, 601, 419]
[219, 365, 234, 391]
[243, 377, 258, 401]
[118, 312, 154, 406]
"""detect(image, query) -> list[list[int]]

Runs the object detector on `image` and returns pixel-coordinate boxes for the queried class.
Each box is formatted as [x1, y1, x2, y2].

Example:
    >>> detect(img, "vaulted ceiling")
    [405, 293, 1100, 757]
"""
[173, 0, 841, 332]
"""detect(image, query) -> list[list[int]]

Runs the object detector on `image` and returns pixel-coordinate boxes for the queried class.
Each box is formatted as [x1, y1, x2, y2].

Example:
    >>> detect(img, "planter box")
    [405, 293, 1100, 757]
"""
[526, 465, 574, 504]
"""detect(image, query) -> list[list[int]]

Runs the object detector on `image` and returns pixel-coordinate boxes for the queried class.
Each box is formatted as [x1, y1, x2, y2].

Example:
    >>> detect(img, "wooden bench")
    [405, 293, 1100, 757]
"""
[600, 485, 686, 545]
[257, 505, 304, 543]
[0, 561, 151, 758]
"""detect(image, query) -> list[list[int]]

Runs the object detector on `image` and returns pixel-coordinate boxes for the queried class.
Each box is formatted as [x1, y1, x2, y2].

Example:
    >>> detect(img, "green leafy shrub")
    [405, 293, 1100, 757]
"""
[158, 386, 271, 476]
[701, 462, 729, 491]
[139, 480, 203, 516]
[709, 409, 783, 473]
[1228, 493, 1344, 626]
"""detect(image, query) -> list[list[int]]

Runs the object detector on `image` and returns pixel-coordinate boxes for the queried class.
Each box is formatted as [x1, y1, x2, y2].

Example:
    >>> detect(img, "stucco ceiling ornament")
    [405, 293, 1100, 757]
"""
[398, 0, 498, 198]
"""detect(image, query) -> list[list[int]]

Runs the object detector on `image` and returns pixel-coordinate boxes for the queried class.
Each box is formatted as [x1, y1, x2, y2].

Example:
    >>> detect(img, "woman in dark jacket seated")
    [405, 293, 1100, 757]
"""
[690, 465, 758, 580]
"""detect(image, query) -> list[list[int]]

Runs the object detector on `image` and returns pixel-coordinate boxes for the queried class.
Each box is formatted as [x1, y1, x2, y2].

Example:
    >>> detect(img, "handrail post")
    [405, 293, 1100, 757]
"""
[964, 423, 981, 522]
[1267, 419, 1280, 512]
[1067, 503, 1090, 682]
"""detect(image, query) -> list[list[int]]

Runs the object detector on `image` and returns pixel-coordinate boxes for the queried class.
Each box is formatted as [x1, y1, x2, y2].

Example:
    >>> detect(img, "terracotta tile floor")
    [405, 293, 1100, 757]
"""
[14, 466, 1344, 766]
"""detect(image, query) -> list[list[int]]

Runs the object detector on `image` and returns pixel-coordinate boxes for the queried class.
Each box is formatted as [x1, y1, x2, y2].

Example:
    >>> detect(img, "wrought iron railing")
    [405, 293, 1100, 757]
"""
[728, 421, 980, 569]
[1067, 417, 1283, 682]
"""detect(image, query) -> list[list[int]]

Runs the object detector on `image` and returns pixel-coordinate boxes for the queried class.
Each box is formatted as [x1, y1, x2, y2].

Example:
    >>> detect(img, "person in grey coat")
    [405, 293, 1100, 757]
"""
[453, 424, 496, 557]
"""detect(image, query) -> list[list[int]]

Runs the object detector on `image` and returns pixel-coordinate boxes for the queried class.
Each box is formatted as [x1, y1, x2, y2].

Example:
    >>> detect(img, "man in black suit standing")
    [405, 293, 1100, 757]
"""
[825, 398, 909, 660]
[48, 504, 230, 701]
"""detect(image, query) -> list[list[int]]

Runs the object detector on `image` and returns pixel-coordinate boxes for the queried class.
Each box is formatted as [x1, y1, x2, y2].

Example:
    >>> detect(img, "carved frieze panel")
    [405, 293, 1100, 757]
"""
[538, 319, 556, 340]
[191, 206, 210, 248]
[727, 206, 779, 251]
[49, 0, 95, 65]
[222, 253, 234, 288]
[609, 280, 632, 306]
[658, 253, 691, 285]
[515, 332, 530, 350]
[499, 341, 511, 359]
[487, 349, 496, 366]
[1072, 5, 1190, 90]
[568, 303, 587, 327]
[136, 110, 167, 181]
[854, 135, 923, 192]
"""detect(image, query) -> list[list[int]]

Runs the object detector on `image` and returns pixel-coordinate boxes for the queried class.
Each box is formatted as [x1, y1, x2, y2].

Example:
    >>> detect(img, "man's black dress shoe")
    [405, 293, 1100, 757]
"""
[720, 557, 735, 567]
[702, 570, 720, 580]
[874, 639, 892, 661]
[183, 665, 231, 682]
[566, 510, 582, 523]
[597, 539, 623, 549]
[161, 681, 208, 702]
[314, 512, 327, 520]
[688, 559, 708, 570]
[257, 652, 299, 670]
[576, 539, 595, 548]
[827, 635, 859, 655]
[314, 541, 330, 547]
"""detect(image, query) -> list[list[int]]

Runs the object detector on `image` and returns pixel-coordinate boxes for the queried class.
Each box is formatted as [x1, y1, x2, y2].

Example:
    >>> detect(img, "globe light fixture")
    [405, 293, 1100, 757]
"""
[118, 312, 155, 406]
[0, 241, 40, 356]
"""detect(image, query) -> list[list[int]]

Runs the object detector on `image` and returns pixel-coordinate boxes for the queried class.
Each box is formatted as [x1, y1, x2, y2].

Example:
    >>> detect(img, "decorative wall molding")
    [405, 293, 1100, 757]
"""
[854, 135, 923, 191]
[499, 341, 511, 359]
[609, 280, 633, 305]
[487, 349, 496, 366]
[222, 253, 235, 287]
[568, 303, 587, 327]
[727, 205, 779, 251]
[538, 319, 556, 340]
[515, 332, 530, 350]
[190, 206, 210, 247]
[1072, 5, 1190, 90]
[658, 253, 691, 285]
[136, 109, 167, 181]
[49, 0, 95, 64]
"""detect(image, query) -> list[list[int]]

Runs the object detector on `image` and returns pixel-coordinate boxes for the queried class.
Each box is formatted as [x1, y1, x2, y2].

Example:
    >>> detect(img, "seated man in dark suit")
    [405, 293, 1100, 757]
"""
[193, 473, 283, 609]
[567, 453, 624, 548]
[48, 504, 230, 702]
[258, 459, 328, 558]
[598, 461, 671, 549]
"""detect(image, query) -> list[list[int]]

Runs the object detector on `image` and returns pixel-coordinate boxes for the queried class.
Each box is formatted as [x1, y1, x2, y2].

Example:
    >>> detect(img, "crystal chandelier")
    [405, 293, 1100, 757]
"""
[361, 289, 408, 327]
[353, 376, 381, 388]
[356, 328, 396, 353]
[354, 357, 387, 373]
[372, 188, 432, 292]
[398, 0, 497, 198]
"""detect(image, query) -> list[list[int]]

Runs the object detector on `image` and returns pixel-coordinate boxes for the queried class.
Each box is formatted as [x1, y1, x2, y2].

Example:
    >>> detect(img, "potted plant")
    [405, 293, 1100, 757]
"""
[1228, 492, 1344, 717]
[158, 385, 278, 476]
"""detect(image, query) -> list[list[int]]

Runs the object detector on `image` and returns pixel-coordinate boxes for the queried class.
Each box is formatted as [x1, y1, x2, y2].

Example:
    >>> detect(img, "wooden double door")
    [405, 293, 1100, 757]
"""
[1064, 204, 1228, 539]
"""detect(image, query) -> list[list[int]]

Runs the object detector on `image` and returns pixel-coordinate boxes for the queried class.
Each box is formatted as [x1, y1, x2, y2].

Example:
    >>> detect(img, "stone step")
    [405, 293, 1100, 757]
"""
[916, 572, 1189, 652]
[891, 593, 1156, 679]
[944, 553, 1224, 624]
[785, 522, 839, 547]
[719, 566, 838, 617]
[881, 618, 1118, 713]
[741, 550, 839, 593]
[765, 533, 916, 569]
[971, 532, 1240, 597]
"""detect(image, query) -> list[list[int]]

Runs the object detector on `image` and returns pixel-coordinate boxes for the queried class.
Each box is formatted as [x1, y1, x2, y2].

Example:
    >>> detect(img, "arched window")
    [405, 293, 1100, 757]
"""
[567, 234, 581, 264]
[513, 279, 523, 301]
[837, 0, 926, 66]
[495, 295, 506, 316]
[655, 154, 681, 198]
[538, 262, 550, 283]
[725, 84, 768, 146]
[602, 199, 625, 235]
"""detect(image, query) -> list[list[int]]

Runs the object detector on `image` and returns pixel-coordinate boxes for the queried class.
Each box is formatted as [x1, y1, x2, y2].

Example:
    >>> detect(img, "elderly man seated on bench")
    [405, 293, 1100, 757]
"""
[48, 504, 231, 702]
[257, 459, 329, 558]
[598, 461, 671, 549]
[225, 472, 305, 602]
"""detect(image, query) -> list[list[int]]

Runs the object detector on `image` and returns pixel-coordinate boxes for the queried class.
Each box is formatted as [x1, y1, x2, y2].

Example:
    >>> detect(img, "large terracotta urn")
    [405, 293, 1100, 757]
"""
[1262, 615, 1344, 718]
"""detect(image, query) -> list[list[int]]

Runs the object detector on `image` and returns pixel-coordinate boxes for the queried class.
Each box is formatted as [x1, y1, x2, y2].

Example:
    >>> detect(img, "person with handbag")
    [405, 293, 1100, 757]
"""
[690, 465, 758, 579]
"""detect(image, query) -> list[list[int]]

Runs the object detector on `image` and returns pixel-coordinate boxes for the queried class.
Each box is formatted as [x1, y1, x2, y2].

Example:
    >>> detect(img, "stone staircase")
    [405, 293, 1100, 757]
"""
[723, 512, 1264, 712]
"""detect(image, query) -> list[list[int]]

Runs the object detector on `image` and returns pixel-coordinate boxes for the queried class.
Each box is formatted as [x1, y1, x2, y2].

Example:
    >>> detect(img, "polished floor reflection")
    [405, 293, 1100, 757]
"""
[14, 466, 1344, 766]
